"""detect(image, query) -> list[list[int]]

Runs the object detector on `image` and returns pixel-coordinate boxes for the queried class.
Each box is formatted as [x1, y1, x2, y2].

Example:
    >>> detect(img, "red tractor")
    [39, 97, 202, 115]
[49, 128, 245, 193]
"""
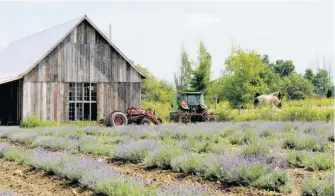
[100, 106, 163, 127]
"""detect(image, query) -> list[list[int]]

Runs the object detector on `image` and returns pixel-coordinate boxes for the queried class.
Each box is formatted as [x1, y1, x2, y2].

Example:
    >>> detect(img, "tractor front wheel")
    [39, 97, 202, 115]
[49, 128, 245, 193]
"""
[140, 118, 151, 125]
[182, 113, 191, 124]
[202, 112, 209, 122]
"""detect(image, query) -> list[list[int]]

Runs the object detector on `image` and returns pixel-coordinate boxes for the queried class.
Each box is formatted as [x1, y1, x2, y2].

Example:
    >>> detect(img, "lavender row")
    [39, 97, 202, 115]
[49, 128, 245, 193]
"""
[0, 143, 211, 196]
[0, 123, 333, 171]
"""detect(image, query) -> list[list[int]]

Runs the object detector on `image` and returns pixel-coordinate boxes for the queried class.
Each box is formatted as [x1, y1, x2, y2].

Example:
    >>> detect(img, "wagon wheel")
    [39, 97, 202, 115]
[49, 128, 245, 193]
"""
[111, 112, 128, 127]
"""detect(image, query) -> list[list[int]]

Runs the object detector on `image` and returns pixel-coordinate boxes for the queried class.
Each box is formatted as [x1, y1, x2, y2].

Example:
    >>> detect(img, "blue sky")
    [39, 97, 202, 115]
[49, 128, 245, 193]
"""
[0, 1, 333, 82]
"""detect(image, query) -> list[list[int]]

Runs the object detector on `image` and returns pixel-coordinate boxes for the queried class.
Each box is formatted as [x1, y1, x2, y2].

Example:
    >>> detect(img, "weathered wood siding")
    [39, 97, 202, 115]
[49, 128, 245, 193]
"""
[22, 20, 143, 123]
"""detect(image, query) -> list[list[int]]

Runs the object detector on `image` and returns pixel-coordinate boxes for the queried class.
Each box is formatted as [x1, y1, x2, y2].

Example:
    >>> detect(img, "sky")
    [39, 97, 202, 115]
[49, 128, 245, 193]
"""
[0, 1, 333, 82]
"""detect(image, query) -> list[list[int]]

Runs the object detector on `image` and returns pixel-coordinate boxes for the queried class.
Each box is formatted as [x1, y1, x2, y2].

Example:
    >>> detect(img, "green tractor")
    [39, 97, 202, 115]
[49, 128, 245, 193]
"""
[169, 91, 212, 124]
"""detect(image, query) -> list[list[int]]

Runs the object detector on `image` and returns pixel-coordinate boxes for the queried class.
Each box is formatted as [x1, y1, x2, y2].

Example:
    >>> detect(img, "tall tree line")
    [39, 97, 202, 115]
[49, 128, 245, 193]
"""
[174, 43, 334, 108]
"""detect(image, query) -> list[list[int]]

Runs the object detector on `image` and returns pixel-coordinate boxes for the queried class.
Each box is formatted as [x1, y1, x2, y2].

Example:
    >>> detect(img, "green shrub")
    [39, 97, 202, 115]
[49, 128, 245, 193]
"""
[286, 151, 309, 168]
[307, 154, 334, 171]
[145, 146, 184, 169]
[260, 129, 276, 138]
[281, 125, 299, 133]
[234, 164, 269, 186]
[171, 154, 206, 175]
[297, 137, 325, 152]
[241, 143, 269, 156]
[252, 171, 292, 192]
[242, 129, 258, 144]
[3, 148, 29, 164]
[301, 177, 334, 196]
[282, 135, 297, 149]
[227, 130, 244, 145]
[20, 115, 58, 128]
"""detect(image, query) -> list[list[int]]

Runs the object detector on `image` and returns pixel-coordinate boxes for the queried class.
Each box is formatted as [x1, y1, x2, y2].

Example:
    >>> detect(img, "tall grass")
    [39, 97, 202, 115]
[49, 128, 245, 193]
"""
[143, 100, 334, 122]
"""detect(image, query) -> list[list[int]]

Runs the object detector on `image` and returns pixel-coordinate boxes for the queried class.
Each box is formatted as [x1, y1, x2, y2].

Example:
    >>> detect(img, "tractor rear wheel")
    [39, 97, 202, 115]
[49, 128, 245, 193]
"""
[110, 112, 128, 127]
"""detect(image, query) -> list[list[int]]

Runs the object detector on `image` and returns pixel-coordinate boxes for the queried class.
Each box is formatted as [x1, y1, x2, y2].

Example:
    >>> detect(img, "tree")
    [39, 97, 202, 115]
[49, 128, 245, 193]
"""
[279, 72, 313, 100]
[135, 65, 175, 103]
[260, 54, 281, 93]
[313, 69, 331, 97]
[304, 68, 314, 81]
[261, 54, 270, 65]
[220, 46, 269, 107]
[273, 60, 295, 77]
[174, 46, 193, 91]
[190, 41, 212, 94]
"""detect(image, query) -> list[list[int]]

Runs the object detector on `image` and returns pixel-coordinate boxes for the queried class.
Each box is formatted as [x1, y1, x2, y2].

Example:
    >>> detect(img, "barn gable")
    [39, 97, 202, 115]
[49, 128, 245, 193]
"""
[0, 15, 146, 84]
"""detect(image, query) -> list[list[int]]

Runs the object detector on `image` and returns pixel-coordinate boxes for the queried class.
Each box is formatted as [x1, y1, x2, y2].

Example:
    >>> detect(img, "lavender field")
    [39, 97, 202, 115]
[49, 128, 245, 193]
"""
[0, 121, 334, 195]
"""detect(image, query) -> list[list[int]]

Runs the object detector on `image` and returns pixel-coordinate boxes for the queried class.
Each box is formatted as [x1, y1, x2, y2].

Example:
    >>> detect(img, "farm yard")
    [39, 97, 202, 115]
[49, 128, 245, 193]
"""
[0, 120, 333, 195]
[0, 1, 334, 196]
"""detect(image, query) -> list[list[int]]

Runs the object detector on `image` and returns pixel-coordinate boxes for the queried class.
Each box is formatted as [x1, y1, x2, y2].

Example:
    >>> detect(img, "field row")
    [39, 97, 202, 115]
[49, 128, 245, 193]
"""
[0, 121, 333, 195]
[0, 142, 212, 196]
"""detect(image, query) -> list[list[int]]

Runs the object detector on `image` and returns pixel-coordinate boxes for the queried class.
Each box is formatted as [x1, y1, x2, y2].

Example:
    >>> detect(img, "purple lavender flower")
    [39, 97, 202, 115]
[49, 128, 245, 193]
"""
[79, 167, 121, 189]
[113, 139, 157, 163]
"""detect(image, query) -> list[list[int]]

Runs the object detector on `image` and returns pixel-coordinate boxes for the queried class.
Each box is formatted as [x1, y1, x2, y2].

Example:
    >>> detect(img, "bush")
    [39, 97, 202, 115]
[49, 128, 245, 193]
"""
[252, 171, 292, 192]
[297, 137, 325, 152]
[286, 151, 309, 168]
[241, 143, 269, 156]
[282, 135, 297, 149]
[301, 177, 334, 196]
[3, 148, 29, 164]
[20, 115, 58, 128]
[145, 146, 184, 169]
[113, 140, 157, 163]
[307, 154, 334, 171]
[242, 129, 258, 144]
[260, 129, 276, 138]
[171, 154, 206, 175]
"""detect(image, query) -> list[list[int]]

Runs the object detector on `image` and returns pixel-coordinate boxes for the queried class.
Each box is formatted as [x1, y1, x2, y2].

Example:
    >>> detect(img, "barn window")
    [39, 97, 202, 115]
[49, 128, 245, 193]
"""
[69, 83, 97, 121]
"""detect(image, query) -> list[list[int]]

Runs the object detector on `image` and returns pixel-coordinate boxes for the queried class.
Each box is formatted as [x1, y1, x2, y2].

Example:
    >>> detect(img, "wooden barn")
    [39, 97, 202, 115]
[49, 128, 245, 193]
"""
[0, 15, 146, 125]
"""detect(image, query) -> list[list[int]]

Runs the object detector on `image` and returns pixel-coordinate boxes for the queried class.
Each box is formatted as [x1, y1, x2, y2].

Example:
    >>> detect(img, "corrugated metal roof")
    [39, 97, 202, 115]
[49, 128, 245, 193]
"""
[0, 15, 147, 84]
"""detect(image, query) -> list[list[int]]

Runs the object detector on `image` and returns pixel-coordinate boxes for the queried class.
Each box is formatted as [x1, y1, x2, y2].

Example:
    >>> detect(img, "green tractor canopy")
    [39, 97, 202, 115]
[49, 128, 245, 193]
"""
[170, 91, 210, 123]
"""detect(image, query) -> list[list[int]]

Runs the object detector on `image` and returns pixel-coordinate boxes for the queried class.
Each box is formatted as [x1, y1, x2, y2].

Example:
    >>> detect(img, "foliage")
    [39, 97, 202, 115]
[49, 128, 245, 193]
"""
[251, 171, 292, 192]
[301, 176, 334, 196]
[0, 121, 333, 193]
[136, 65, 175, 103]
[272, 60, 295, 77]
[304, 68, 314, 81]
[174, 46, 193, 92]
[190, 41, 212, 94]
[279, 72, 314, 100]
[313, 68, 332, 97]
[20, 115, 58, 128]
[220, 46, 269, 107]
[0, 142, 208, 196]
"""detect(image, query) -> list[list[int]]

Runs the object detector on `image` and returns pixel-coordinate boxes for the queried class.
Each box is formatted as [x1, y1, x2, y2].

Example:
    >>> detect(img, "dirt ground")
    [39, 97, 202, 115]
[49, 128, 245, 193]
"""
[0, 159, 94, 196]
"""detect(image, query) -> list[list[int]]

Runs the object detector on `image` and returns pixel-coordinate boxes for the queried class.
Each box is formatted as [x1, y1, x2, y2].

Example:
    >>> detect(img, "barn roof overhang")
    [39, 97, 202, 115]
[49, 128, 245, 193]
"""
[0, 76, 22, 85]
[0, 15, 147, 85]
